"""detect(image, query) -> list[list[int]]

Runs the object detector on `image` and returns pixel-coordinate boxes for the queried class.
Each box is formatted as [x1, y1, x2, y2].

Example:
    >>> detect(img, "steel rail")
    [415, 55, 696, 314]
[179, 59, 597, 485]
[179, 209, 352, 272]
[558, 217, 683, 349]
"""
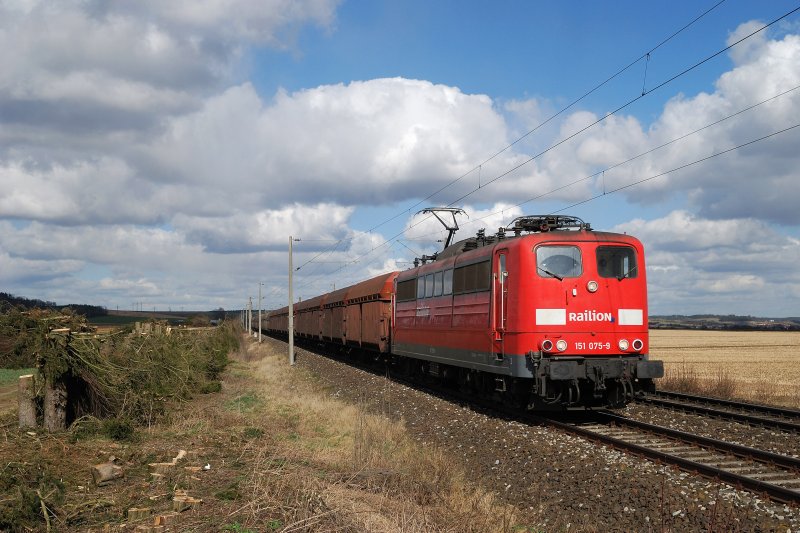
[636, 394, 800, 433]
[540, 411, 800, 504]
[648, 390, 800, 419]
[270, 334, 800, 504]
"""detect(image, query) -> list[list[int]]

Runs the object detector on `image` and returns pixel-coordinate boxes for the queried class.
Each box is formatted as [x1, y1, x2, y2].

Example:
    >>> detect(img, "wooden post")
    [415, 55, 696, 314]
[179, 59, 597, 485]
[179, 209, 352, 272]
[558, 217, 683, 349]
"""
[18, 374, 37, 428]
[43, 374, 67, 432]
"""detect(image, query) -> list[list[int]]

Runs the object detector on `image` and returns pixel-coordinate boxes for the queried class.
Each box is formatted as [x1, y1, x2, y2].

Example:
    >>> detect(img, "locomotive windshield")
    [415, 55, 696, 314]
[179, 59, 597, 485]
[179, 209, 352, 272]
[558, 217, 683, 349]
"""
[596, 246, 638, 279]
[536, 246, 582, 279]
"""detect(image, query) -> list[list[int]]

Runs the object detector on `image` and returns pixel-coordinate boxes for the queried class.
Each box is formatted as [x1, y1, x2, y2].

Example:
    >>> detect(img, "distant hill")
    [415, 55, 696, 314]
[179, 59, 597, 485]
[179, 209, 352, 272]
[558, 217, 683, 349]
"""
[650, 314, 800, 331]
[0, 292, 107, 317]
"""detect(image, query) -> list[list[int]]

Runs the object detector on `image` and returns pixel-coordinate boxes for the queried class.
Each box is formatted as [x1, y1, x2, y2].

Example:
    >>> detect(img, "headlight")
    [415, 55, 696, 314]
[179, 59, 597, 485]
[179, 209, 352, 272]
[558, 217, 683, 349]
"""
[618, 339, 629, 351]
[556, 339, 568, 352]
[541, 339, 554, 352]
[632, 339, 644, 351]
[587, 280, 598, 293]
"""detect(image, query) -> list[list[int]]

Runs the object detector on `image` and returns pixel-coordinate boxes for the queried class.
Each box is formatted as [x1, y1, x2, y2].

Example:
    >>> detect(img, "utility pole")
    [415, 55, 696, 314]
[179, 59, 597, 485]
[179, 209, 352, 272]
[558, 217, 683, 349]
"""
[289, 236, 298, 366]
[247, 297, 252, 334]
[258, 282, 263, 343]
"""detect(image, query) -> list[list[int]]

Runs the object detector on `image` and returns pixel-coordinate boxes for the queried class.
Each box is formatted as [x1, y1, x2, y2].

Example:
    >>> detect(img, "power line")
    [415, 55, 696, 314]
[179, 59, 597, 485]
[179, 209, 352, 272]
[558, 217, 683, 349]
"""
[299, 82, 800, 293]
[454, 83, 800, 233]
[443, 5, 800, 210]
[294, 1, 731, 272]
[292, 4, 800, 295]
[552, 122, 800, 213]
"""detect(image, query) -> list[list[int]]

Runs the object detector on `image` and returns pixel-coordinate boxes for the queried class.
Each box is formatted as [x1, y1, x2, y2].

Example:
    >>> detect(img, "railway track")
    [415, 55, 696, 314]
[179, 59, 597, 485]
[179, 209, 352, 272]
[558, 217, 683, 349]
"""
[543, 411, 800, 504]
[637, 390, 800, 433]
[272, 336, 800, 505]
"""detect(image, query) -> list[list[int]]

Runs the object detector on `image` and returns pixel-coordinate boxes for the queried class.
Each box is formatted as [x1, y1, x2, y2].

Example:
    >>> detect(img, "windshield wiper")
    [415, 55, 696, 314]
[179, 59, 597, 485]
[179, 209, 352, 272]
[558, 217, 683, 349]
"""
[617, 265, 637, 281]
[538, 267, 563, 281]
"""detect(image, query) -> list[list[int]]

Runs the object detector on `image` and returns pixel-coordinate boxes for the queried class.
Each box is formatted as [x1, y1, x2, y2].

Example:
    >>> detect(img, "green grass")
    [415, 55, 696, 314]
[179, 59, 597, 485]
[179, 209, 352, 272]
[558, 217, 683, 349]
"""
[0, 368, 37, 385]
[225, 392, 260, 412]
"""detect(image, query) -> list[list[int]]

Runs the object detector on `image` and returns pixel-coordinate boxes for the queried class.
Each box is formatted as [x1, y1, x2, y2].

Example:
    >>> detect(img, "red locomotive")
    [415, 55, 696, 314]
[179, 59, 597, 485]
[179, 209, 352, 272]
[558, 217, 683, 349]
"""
[266, 214, 663, 409]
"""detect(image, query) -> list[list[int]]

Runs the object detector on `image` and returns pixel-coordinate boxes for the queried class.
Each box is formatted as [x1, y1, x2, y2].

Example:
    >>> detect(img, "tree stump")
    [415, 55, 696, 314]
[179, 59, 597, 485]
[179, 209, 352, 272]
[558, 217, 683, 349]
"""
[18, 374, 37, 429]
[43, 374, 67, 432]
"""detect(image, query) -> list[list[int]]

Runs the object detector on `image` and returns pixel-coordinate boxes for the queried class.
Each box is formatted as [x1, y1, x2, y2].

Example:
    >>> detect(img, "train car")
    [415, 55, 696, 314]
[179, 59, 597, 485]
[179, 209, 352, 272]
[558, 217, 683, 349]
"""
[265, 271, 397, 353]
[393, 215, 662, 408]
[264, 214, 662, 410]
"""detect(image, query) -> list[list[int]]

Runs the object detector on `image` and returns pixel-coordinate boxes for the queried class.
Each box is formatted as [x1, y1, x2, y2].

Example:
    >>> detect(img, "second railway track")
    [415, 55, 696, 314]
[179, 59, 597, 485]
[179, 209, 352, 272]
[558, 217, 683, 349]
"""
[544, 411, 800, 504]
[636, 390, 800, 433]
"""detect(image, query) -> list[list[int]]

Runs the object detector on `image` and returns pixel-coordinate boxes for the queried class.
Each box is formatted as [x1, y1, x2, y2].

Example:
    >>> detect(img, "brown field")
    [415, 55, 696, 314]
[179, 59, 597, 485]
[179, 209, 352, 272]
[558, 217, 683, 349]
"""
[651, 329, 800, 407]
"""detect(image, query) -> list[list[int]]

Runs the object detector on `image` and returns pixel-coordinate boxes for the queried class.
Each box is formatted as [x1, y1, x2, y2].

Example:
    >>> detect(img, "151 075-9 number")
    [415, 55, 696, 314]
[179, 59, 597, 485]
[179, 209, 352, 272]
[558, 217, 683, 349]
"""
[574, 342, 611, 350]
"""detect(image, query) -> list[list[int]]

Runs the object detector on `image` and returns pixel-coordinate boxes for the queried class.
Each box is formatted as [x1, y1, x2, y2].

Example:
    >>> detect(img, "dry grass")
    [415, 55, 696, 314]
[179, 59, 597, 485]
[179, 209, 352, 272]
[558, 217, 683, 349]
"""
[225, 339, 524, 532]
[651, 330, 800, 407]
[0, 334, 524, 532]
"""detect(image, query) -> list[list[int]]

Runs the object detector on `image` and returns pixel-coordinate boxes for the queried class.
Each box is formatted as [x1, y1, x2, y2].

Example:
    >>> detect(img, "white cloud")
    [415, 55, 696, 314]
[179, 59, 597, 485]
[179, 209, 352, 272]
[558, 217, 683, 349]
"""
[615, 211, 800, 316]
[558, 23, 800, 224]
[2, 5, 800, 316]
[173, 203, 354, 253]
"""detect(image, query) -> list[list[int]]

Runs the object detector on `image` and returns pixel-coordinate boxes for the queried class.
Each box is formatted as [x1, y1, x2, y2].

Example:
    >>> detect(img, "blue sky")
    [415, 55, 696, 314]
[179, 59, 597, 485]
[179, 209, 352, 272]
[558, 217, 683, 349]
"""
[1, 0, 800, 316]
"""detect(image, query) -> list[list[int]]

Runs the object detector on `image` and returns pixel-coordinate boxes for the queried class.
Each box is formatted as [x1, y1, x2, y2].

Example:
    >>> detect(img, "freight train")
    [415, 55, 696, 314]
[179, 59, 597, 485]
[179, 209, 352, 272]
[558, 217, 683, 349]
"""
[265, 214, 663, 410]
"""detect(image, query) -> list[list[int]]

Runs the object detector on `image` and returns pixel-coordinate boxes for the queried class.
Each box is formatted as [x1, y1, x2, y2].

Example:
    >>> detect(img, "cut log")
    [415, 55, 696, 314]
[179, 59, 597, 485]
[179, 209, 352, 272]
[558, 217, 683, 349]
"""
[92, 461, 124, 485]
[154, 512, 180, 525]
[43, 375, 67, 432]
[127, 507, 152, 521]
[173, 496, 203, 513]
[18, 374, 37, 429]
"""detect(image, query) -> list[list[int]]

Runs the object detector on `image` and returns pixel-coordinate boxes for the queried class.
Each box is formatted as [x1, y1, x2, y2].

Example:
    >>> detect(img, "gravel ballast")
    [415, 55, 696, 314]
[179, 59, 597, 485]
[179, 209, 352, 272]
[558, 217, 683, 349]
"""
[276, 337, 798, 532]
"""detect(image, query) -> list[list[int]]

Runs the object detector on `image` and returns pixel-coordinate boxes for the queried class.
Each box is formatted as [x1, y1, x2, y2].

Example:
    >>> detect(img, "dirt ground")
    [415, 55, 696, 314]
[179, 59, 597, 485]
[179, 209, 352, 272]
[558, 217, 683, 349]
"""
[0, 337, 519, 532]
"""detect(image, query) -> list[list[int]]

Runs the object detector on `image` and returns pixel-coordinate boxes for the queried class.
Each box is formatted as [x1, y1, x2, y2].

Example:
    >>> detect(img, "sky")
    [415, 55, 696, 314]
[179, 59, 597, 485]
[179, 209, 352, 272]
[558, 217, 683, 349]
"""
[2, 0, 800, 317]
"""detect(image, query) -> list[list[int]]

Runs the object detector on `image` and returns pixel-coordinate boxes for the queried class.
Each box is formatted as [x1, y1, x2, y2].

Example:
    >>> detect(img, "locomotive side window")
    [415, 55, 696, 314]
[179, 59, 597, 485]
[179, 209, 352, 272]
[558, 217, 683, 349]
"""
[596, 246, 638, 279]
[425, 273, 435, 297]
[417, 276, 426, 299]
[536, 246, 582, 278]
[443, 269, 453, 295]
[434, 271, 443, 296]
[453, 260, 491, 294]
[397, 279, 417, 301]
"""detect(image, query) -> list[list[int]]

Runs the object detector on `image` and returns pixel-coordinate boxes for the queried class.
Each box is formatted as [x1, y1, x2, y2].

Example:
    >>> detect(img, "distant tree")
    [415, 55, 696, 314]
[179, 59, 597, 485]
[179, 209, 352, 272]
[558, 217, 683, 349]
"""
[189, 314, 211, 327]
[210, 307, 226, 321]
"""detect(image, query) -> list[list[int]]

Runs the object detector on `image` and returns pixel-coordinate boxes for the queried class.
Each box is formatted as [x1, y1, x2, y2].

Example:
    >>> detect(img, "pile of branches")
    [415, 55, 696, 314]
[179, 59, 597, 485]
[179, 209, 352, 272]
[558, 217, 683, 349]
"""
[0, 308, 91, 368]
[31, 318, 240, 426]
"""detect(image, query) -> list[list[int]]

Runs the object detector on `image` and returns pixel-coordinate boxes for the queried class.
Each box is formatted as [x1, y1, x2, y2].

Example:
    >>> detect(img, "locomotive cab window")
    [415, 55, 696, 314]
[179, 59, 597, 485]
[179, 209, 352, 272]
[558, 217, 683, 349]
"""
[536, 246, 582, 279]
[596, 246, 637, 279]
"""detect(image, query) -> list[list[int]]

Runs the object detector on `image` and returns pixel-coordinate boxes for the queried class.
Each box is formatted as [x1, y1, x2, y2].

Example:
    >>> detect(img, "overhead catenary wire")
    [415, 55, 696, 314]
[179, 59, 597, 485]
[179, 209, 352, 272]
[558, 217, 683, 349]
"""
[292, 3, 800, 293]
[455, 83, 800, 234]
[292, 0, 731, 274]
[361, 0, 730, 236]
[444, 4, 800, 210]
[297, 84, 800, 294]
[552, 122, 800, 214]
